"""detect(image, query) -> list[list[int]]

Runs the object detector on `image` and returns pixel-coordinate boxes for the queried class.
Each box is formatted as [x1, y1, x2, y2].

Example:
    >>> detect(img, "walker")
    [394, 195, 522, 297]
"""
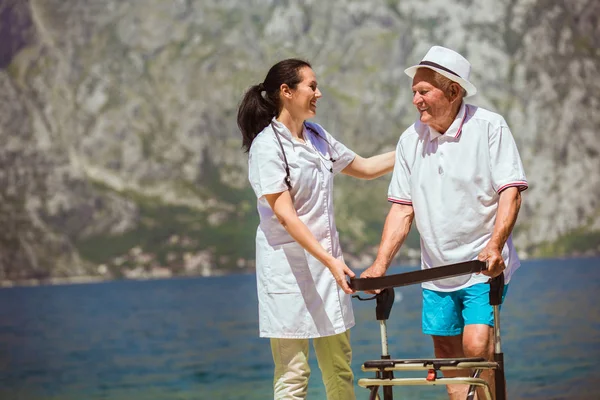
[350, 261, 506, 400]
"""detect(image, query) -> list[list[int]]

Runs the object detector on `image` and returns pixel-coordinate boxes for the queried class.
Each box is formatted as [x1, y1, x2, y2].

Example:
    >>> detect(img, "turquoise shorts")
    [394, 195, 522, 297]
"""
[422, 283, 509, 336]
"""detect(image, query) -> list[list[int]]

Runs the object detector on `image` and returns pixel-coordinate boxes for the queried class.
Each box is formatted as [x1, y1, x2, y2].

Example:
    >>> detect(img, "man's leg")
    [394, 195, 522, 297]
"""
[432, 334, 472, 399]
[313, 330, 355, 400]
[270, 338, 311, 400]
[462, 324, 493, 399]
[423, 288, 471, 399]
[462, 283, 509, 400]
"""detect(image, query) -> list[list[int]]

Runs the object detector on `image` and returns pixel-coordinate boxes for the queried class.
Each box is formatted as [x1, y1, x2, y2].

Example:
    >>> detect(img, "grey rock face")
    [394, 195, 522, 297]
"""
[0, 0, 598, 280]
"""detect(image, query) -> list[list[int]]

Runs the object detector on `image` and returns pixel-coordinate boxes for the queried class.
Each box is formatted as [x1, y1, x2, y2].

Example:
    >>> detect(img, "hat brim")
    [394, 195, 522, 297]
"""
[405, 65, 477, 98]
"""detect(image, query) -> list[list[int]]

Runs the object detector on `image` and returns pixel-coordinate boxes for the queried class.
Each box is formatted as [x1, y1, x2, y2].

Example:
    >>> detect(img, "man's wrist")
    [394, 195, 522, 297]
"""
[487, 239, 504, 252]
[372, 258, 389, 272]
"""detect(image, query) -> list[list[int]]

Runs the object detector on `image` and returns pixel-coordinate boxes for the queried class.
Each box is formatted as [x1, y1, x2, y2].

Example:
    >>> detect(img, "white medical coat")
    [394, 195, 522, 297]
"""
[248, 118, 356, 338]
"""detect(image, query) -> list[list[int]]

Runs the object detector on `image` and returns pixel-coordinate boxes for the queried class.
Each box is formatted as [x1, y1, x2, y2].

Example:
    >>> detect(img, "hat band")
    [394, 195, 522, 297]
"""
[419, 61, 460, 78]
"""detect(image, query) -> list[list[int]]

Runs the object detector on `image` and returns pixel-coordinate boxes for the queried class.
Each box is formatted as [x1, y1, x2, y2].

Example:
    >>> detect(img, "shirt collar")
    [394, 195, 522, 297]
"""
[428, 102, 467, 142]
[270, 117, 292, 140]
[271, 118, 310, 145]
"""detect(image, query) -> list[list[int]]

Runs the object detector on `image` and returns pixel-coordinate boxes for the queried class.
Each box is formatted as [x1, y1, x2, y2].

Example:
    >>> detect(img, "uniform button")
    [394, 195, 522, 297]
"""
[438, 166, 444, 175]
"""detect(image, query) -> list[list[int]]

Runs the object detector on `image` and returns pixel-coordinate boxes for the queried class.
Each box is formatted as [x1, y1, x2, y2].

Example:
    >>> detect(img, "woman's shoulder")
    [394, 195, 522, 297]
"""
[249, 124, 280, 157]
[251, 124, 276, 145]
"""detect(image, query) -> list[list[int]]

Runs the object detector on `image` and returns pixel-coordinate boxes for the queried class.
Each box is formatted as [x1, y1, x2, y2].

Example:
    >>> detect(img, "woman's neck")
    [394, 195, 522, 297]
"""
[277, 110, 304, 140]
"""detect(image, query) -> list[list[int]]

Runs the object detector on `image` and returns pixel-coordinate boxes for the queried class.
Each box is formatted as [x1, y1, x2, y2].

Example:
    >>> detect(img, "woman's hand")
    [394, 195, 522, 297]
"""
[327, 258, 356, 294]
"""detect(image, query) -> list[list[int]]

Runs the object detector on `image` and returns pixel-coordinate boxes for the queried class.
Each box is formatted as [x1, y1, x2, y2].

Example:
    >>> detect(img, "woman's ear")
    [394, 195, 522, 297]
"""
[280, 83, 293, 99]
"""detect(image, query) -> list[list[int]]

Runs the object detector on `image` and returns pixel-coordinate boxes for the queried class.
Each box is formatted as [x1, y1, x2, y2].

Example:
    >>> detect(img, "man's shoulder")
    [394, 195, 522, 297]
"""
[397, 122, 422, 146]
[466, 104, 508, 127]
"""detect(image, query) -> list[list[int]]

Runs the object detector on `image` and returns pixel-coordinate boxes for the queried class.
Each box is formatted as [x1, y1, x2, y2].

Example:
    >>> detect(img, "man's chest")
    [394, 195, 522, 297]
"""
[410, 134, 491, 190]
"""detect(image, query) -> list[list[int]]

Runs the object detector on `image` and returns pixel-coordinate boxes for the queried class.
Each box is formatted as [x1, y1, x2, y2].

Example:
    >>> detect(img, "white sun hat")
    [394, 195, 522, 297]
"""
[404, 46, 477, 97]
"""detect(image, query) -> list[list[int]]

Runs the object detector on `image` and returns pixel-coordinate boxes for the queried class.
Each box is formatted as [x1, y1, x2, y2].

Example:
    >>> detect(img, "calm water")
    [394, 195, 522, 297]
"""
[1, 258, 599, 400]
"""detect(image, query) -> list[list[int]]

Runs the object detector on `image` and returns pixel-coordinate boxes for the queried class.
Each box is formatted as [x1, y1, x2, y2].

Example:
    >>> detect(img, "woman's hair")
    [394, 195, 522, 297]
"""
[237, 58, 312, 152]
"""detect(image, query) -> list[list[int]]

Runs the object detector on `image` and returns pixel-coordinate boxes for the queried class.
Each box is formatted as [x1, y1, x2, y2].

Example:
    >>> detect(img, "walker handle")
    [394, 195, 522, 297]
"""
[349, 260, 486, 292]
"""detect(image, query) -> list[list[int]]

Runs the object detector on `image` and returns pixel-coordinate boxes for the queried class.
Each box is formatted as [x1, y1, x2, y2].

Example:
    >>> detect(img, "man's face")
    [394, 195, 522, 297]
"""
[411, 69, 455, 131]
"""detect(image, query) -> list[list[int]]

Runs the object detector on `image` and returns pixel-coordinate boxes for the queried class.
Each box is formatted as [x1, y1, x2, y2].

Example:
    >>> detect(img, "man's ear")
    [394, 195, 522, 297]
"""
[280, 83, 293, 99]
[449, 82, 461, 102]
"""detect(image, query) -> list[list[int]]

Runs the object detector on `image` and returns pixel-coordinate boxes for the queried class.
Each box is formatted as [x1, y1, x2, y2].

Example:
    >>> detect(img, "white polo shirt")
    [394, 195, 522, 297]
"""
[248, 118, 357, 338]
[389, 103, 528, 292]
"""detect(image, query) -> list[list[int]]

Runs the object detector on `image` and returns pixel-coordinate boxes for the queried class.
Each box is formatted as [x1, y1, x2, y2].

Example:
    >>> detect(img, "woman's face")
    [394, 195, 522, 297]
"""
[284, 67, 322, 120]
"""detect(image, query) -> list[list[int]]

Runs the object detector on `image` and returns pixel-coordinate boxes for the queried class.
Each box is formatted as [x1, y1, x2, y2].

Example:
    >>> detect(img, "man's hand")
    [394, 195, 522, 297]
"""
[479, 187, 520, 279]
[359, 262, 388, 294]
[328, 258, 356, 294]
[478, 245, 505, 278]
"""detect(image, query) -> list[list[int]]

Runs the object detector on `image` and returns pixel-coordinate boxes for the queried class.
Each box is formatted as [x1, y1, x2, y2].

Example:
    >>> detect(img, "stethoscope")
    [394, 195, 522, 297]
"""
[272, 122, 340, 190]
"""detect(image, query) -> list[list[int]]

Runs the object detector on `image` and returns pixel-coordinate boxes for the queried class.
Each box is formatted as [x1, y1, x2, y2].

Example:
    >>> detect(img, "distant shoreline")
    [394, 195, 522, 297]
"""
[0, 275, 108, 288]
[1, 254, 598, 289]
[0, 269, 245, 288]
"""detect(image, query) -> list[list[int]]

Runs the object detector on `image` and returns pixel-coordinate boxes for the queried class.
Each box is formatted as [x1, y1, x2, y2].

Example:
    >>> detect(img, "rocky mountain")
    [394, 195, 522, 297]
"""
[0, 0, 598, 282]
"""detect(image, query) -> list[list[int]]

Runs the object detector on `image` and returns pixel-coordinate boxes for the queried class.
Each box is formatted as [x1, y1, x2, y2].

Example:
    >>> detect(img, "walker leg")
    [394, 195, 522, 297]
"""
[466, 369, 482, 400]
[383, 385, 393, 400]
[492, 302, 506, 400]
[494, 352, 506, 400]
[378, 318, 394, 400]
[368, 386, 380, 400]
[489, 274, 507, 400]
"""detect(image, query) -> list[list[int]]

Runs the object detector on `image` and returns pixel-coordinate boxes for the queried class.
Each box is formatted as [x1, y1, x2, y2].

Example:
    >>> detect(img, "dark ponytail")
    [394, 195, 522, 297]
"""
[237, 58, 312, 152]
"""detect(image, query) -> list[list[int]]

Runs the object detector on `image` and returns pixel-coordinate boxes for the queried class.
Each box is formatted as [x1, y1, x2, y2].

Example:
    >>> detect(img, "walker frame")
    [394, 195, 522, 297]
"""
[350, 261, 506, 400]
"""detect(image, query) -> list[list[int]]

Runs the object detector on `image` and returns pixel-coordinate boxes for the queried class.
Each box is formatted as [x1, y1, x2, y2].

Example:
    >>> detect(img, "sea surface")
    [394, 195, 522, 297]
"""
[1, 257, 599, 400]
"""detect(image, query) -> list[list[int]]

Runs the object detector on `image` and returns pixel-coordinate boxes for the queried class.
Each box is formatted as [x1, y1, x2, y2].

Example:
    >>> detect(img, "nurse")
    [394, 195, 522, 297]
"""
[237, 58, 395, 399]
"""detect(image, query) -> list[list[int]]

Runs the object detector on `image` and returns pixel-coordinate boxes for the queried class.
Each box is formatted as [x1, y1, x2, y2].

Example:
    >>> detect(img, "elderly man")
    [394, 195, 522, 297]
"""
[361, 46, 528, 399]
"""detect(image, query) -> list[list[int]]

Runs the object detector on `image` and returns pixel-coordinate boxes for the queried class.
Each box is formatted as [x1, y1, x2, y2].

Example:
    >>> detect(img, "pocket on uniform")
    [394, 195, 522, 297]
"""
[266, 242, 311, 294]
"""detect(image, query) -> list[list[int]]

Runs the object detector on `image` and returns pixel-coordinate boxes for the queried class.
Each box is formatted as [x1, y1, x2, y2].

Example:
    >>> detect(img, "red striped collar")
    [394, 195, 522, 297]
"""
[428, 103, 468, 141]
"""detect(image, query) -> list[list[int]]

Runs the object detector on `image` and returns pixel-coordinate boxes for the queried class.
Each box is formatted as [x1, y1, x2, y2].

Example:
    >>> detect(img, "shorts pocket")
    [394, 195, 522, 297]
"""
[266, 242, 310, 294]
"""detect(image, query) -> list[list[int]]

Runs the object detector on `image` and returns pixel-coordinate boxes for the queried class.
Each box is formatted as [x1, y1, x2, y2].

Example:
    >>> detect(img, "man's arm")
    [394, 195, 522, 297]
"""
[478, 187, 522, 277]
[360, 203, 414, 292]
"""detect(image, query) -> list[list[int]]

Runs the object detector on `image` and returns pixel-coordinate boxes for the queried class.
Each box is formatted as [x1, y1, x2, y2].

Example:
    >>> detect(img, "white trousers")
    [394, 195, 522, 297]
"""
[270, 330, 355, 400]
